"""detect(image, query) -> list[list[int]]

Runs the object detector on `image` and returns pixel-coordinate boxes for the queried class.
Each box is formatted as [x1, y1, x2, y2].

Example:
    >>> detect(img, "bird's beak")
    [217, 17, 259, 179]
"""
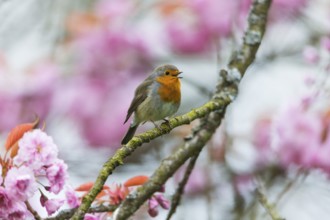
[176, 71, 183, 79]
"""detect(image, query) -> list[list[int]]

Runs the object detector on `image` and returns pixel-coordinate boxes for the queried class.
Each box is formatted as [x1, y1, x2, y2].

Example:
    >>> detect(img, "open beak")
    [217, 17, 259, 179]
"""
[176, 71, 183, 79]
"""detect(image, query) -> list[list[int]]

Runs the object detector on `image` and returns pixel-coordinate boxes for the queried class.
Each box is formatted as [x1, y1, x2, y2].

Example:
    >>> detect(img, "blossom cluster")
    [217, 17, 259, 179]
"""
[1, 121, 167, 219]
[124, 176, 170, 218]
[251, 96, 330, 176]
[0, 121, 68, 219]
[250, 36, 330, 175]
[0, 61, 58, 133]
[0, 0, 311, 147]
[160, 0, 308, 54]
[70, 175, 170, 219]
[303, 36, 330, 69]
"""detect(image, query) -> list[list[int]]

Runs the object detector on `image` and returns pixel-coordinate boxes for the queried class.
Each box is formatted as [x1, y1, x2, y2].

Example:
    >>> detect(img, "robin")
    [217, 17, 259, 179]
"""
[121, 64, 182, 145]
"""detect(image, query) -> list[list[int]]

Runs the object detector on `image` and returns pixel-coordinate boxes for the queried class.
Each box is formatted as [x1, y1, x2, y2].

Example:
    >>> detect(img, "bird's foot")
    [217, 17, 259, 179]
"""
[151, 120, 170, 133]
[162, 118, 170, 126]
[161, 118, 172, 131]
[151, 120, 160, 129]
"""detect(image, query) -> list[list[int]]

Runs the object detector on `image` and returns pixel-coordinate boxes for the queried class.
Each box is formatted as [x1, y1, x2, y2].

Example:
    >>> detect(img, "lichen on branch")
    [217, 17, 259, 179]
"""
[46, 204, 117, 220]
[70, 100, 227, 220]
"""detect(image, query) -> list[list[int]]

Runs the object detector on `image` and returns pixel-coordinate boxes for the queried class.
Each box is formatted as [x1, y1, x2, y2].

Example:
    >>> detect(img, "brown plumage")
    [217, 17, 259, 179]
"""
[121, 64, 182, 145]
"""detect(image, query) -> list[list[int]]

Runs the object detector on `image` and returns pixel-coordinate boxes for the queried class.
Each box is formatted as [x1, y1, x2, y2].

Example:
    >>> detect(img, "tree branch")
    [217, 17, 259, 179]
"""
[26, 202, 42, 220]
[70, 0, 271, 219]
[166, 152, 201, 220]
[113, 1, 272, 219]
[113, 98, 227, 220]
[46, 204, 117, 220]
[256, 187, 284, 220]
[70, 100, 227, 220]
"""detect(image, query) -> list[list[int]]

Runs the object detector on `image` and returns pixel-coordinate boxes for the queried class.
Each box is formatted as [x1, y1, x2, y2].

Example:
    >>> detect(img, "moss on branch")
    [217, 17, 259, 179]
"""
[70, 99, 229, 220]
[46, 204, 117, 220]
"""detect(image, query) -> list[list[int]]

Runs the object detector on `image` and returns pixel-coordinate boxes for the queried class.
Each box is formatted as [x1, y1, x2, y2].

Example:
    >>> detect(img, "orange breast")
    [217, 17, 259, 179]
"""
[156, 76, 181, 103]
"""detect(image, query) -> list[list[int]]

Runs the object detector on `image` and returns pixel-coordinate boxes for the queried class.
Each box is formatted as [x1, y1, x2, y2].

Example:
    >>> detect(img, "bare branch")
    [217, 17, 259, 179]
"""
[166, 152, 201, 220]
[26, 202, 42, 220]
[256, 187, 285, 220]
[46, 204, 117, 220]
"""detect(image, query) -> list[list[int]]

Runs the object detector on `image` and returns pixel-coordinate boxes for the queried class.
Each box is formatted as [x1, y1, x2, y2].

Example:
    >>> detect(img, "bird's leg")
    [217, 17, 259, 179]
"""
[161, 117, 172, 130]
[151, 120, 170, 133]
[163, 118, 171, 127]
[151, 120, 160, 129]
[163, 118, 169, 123]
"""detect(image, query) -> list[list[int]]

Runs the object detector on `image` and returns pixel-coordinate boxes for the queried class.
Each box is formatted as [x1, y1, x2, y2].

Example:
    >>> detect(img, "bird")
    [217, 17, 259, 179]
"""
[121, 64, 182, 145]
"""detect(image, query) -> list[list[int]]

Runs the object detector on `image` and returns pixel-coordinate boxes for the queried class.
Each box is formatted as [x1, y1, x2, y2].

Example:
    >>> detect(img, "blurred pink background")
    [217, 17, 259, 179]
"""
[1, 0, 330, 219]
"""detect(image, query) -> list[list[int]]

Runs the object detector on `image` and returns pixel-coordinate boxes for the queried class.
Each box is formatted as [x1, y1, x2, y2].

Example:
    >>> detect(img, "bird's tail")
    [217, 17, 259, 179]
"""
[121, 125, 138, 145]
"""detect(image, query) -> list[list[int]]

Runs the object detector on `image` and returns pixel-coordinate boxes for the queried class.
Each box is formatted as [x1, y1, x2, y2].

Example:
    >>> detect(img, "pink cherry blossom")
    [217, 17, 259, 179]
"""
[165, 19, 211, 54]
[4, 166, 37, 201]
[188, 0, 238, 37]
[7, 201, 27, 220]
[84, 213, 101, 220]
[107, 184, 129, 205]
[148, 198, 159, 217]
[174, 166, 207, 195]
[0, 94, 25, 132]
[252, 93, 330, 176]
[253, 117, 275, 167]
[274, 104, 323, 169]
[233, 175, 256, 197]
[271, 0, 307, 18]
[321, 36, 330, 52]
[240, 0, 307, 22]
[40, 193, 48, 207]
[58, 77, 143, 146]
[154, 194, 170, 210]
[45, 198, 65, 215]
[58, 27, 153, 146]
[73, 29, 152, 80]
[164, 0, 238, 54]
[147, 194, 170, 217]
[303, 46, 320, 64]
[46, 159, 68, 194]
[0, 164, 2, 185]
[96, 0, 134, 26]
[65, 186, 80, 208]
[15, 129, 58, 170]
[0, 187, 12, 217]
[0, 61, 57, 133]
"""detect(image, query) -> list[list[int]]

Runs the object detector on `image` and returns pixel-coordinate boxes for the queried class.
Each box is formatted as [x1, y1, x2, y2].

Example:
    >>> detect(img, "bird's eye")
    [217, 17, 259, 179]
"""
[165, 71, 170, 75]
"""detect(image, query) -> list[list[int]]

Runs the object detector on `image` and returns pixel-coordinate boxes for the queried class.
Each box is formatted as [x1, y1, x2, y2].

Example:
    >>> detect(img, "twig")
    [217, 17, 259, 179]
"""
[166, 152, 201, 220]
[271, 169, 310, 206]
[275, 174, 300, 204]
[256, 187, 284, 220]
[233, 192, 246, 220]
[46, 204, 117, 220]
[26, 201, 42, 220]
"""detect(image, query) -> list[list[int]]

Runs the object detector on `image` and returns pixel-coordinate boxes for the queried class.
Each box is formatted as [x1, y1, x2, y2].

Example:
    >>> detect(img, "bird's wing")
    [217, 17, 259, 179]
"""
[124, 77, 154, 124]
